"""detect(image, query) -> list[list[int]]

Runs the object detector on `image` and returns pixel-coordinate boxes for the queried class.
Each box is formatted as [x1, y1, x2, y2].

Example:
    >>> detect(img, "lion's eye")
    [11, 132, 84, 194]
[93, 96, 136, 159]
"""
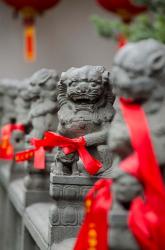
[39, 82, 45, 87]
[70, 82, 76, 87]
[91, 82, 98, 87]
[30, 82, 35, 86]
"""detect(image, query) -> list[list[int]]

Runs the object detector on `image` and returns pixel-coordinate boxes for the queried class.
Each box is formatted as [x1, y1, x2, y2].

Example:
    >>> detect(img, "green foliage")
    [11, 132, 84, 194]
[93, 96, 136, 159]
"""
[91, 13, 165, 44]
[153, 15, 165, 43]
[91, 15, 129, 39]
[92, 0, 165, 44]
[135, 0, 165, 12]
[128, 15, 154, 41]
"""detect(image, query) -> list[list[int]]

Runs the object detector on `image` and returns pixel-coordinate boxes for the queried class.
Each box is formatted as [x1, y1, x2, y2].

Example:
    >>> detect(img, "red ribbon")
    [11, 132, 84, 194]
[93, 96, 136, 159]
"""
[74, 179, 112, 250]
[120, 98, 165, 250]
[15, 131, 102, 174]
[32, 131, 102, 175]
[120, 154, 160, 250]
[0, 123, 25, 160]
[15, 146, 46, 170]
[119, 98, 165, 198]
[74, 98, 165, 250]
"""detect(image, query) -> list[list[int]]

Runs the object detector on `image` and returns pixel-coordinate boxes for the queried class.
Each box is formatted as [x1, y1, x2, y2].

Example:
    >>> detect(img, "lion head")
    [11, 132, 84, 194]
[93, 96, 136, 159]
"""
[111, 39, 165, 102]
[58, 65, 115, 108]
[29, 68, 59, 102]
[1, 79, 20, 125]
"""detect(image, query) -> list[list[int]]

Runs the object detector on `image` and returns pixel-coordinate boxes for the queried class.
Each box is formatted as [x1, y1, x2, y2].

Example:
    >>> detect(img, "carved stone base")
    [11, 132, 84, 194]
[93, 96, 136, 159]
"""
[51, 238, 76, 250]
[49, 174, 99, 243]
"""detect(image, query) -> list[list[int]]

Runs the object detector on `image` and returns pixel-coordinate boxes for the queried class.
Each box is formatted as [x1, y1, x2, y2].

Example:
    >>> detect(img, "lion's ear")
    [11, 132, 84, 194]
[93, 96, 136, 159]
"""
[148, 51, 165, 74]
[102, 70, 110, 83]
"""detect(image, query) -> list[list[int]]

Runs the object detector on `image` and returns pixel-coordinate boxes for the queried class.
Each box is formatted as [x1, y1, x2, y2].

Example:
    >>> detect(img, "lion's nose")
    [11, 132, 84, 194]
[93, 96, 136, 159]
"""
[78, 82, 88, 93]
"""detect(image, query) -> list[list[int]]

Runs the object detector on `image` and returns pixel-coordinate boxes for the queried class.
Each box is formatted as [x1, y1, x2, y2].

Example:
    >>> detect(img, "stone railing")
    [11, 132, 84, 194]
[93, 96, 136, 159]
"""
[0, 65, 115, 250]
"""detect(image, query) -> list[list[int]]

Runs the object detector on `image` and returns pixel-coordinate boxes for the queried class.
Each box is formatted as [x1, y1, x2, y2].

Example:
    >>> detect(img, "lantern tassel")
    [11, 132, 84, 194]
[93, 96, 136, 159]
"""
[24, 19, 36, 62]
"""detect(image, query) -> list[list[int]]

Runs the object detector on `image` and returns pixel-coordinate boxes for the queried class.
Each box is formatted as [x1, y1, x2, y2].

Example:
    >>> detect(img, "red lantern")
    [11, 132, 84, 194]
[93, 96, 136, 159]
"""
[3, 0, 60, 61]
[96, 0, 147, 23]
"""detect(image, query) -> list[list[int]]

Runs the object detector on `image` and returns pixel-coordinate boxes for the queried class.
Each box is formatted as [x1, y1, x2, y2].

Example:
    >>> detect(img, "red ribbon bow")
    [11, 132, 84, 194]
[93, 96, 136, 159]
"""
[33, 132, 102, 175]
[0, 123, 25, 160]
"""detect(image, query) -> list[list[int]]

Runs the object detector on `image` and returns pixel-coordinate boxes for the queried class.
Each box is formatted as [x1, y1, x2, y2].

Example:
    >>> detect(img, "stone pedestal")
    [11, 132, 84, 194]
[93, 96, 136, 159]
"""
[0, 160, 25, 250]
[3, 153, 54, 250]
[21, 175, 99, 250]
[49, 174, 99, 244]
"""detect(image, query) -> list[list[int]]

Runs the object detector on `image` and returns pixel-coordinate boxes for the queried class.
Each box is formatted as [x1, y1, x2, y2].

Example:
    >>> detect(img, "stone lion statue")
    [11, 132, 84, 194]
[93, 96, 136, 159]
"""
[15, 78, 31, 125]
[1, 79, 20, 126]
[27, 68, 59, 139]
[109, 39, 165, 178]
[53, 65, 115, 176]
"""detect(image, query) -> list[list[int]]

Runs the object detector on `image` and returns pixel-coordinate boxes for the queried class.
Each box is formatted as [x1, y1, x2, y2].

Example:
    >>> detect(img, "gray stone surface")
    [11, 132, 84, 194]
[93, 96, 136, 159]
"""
[15, 78, 32, 125]
[23, 203, 52, 250]
[49, 174, 101, 246]
[0, 160, 11, 189]
[52, 238, 76, 250]
[108, 169, 142, 250]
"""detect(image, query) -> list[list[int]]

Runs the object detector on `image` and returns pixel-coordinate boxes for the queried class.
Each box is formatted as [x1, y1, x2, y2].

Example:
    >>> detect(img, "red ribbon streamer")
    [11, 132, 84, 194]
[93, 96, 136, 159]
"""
[74, 98, 165, 250]
[120, 99, 165, 250]
[74, 156, 159, 250]
[33, 147, 45, 170]
[15, 147, 45, 170]
[74, 179, 112, 250]
[0, 123, 25, 160]
[119, 98, 165, 197]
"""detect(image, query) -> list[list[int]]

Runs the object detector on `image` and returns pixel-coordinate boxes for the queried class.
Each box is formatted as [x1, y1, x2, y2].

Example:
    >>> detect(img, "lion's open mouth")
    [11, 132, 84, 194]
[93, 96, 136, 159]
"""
[31, 95, 40, 101]
[68, 93, 99, 104]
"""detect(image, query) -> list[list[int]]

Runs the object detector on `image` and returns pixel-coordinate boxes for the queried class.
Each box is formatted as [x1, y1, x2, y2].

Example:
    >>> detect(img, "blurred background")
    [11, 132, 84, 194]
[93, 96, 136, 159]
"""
[0, 0, 116, 78]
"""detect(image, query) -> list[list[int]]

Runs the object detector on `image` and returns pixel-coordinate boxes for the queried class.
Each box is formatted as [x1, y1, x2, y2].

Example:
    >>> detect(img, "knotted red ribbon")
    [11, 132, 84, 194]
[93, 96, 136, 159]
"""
[16, 131, 102, 174]
[33, 131, 102, 175]
[74, 98, 165, 250]
[0, 123, 25, 160]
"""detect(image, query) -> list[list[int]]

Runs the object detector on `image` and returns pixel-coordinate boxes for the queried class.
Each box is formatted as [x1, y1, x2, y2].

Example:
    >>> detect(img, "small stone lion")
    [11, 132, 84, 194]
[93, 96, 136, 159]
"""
[1, 79, 20, 125]
[109, 39, 165, 177]
[15, 78, 31, 125]
[53, 65, 115, 176]
[27, 68, 59, 139]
